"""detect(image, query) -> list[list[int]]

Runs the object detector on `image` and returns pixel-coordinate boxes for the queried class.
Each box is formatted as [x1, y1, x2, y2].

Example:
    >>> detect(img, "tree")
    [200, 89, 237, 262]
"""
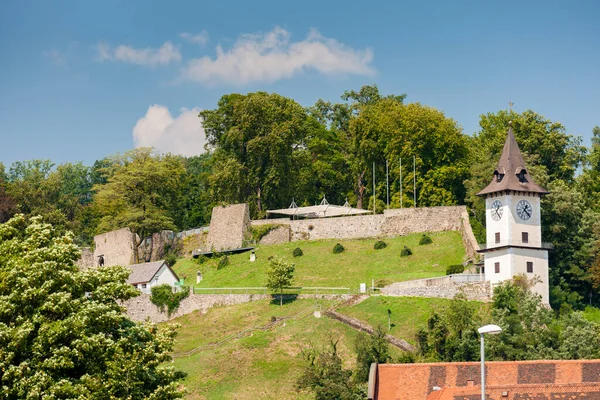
[265, 258, 295, 306]
[93, 148, 185, 263]
[354, 326, 390, 382]
[0, 214, 186, 398]
[0, 163, 15, 223]
[297, 340, 365, 400]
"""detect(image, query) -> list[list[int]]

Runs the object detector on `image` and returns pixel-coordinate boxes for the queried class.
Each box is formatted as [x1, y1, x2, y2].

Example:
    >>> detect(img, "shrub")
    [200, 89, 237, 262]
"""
[251, 224, 281, 242]
[150, 284, 189, 316]
[400, 246, 412, 257]
[293, 247, 304, 257]
[164, 253, 177, 267]
[419, 234, 433, 245]
[374, 240, 387, 250]
[333, 243, 345, 254]
[446, 264, 464, 275]
[375, 279, 392, 287]
[195, 254, 208, 265]
[217, 255, 229, 269]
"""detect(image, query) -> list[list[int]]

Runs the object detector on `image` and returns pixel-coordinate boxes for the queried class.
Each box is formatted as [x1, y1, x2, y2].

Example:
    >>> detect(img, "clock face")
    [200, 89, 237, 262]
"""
[516, 200, 533, 221]
[490, 200, 503, 221]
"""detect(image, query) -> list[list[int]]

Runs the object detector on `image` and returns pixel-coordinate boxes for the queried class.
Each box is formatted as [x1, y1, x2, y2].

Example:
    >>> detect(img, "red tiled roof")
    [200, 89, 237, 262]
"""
[372, 360, 600, 400]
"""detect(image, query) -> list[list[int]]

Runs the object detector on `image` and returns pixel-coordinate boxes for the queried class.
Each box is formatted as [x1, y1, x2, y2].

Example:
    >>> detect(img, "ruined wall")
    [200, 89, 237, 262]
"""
[259, 225, 291, 245]
[75, 247, 95, 270]
[138, 230, 179, 263]
[206, 203, 251, 251]
[94, 228, 136, 267]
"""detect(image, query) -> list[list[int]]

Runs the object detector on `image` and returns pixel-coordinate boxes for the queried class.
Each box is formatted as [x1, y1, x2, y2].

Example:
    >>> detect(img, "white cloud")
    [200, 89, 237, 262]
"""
[179, 30, 209, 45]
[97, 41, 181, 66]
[133, 105, 206, 156]
[180, 26, 375, 85]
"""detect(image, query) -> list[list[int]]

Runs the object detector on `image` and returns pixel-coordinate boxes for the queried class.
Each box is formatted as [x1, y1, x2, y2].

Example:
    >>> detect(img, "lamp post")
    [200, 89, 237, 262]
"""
[478, 324, 502, 400]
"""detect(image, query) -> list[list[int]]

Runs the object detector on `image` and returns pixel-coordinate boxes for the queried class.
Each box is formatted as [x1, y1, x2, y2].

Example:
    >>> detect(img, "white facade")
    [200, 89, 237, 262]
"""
[483, 192, 549, 304]
[134, 263, 180, 294]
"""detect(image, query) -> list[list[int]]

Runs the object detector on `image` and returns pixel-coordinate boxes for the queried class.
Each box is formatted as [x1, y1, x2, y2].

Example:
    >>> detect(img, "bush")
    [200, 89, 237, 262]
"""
[164, 253, 177, 267]
[374, 240, 387, 250]
[217, 255, 229, 269]
[150, 284, 189, 316]
[332, 243, 345, 254]
[293, 247, 304, 257]
[419, 234, 433, 245]
[400, 246, 412, 257]
[446, 264, 464, 275]
[195, 254, 208, 265]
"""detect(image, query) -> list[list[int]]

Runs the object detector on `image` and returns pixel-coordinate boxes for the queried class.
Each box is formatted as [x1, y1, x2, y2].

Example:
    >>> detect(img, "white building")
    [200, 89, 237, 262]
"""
[476, 124, 551, 305]
[127, 260, 181, 294]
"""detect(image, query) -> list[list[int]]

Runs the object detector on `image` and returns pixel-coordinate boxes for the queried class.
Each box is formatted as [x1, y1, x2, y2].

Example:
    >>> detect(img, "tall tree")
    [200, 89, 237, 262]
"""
[93, 148, 185, 263]
[0, 214, 185, 398]
[0, 163, 15, 223]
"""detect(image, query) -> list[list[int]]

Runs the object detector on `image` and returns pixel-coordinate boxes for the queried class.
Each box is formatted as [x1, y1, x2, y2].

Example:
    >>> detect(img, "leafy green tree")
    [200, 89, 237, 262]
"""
[201, 92, 314, 217]
[93, 148, 185, 263]
[0, 214, 185, 398]
[297, 340, 365, 400]
[0, 163, 15, 223]
[265, 258, 295, 306]
[354, 326, 390, 382]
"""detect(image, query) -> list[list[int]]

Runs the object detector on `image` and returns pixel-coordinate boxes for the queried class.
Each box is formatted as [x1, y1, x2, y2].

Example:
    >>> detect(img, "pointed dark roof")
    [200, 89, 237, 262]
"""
[477, 125, 549, 196]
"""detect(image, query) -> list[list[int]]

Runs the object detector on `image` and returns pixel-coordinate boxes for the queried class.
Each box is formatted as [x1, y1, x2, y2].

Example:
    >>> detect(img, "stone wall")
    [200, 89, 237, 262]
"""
[138, 230, 179, 263]
[250, 206, 480, 260]
[259, 225, 291, 245]
[206, 203, 252, 251]
[381, 280, 490, 301]
[94, 228, 136, 267]
[75, 247, 95, 270]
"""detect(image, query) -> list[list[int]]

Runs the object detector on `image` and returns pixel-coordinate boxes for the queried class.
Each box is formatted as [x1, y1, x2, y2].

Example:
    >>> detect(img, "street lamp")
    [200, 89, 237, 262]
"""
[478, 324, 502, 400]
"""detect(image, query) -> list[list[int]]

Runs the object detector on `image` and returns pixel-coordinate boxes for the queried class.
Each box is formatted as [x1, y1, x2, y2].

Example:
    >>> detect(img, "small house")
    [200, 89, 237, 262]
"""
[127, 260, 180, 294]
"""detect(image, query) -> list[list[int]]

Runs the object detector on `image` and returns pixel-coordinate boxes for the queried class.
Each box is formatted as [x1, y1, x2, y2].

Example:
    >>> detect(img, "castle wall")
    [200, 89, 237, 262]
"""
[206, 204, 251, 251]
[94, 228, 136, 267]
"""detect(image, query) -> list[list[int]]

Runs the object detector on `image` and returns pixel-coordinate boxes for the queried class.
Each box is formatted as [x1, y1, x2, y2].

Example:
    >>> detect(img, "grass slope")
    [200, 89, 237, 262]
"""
[337, 296, 483, 345]
[171, 299, 385, 399]
[173, 231, 465, 289]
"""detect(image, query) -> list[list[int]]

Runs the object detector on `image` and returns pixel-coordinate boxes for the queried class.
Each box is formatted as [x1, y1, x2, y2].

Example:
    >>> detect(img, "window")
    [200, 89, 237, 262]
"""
[141, 283, 147, 289]
[495, 232, 500, 244]
[527, 262, 533, 273]
[495, 262, 500, 274]
[522, 232, 529, 243]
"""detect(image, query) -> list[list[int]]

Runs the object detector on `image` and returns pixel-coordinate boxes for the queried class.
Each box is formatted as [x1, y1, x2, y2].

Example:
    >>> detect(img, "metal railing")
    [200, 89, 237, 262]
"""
[192, 286, 354, 295]
[478, 240, 553, 250]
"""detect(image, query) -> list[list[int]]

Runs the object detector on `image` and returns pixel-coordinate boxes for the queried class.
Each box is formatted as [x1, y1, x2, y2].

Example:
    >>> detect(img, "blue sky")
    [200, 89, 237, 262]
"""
[1, 0, 599, 167]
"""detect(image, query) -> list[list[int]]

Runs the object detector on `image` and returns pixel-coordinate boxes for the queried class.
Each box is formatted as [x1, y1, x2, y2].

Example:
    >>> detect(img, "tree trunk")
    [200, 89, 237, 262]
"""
[280, 288, 283, 306]
[257, 187, 262, 213]
[356, 170, 366, 209]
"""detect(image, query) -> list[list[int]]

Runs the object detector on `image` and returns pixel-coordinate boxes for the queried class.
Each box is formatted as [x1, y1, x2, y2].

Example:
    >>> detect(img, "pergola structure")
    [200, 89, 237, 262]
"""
[266, 197, 372, 219]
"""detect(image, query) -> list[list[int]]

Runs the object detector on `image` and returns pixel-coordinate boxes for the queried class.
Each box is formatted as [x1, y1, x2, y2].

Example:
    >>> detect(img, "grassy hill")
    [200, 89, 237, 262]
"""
[172, 231, 465, 289]
[169, 297, 451, 399]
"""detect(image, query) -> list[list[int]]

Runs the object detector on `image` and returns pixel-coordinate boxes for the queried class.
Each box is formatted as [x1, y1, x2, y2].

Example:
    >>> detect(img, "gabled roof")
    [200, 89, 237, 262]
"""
[477, 125, 549, 196]
[127, 260, 179, 285]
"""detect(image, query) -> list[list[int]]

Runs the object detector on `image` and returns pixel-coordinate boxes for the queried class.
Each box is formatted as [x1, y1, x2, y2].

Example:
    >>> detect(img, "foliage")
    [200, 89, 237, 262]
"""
[217, 255, 229, 270]
[0, 215, 186, 398]
[446, 264, 464, 275]
[374, 240, 387, 250]
[266, 258, 295, 306]
[251, 224, 281, 242]
[354, 326, 391, 382]
[150, 284, 190, 316]
[400, 246, 412, 257]
[195, 254, 208, 264]
[164, 253, 178, 267]
[93, 148, 185, 263]
[293, 247, 304, 257]
[419, 234, 433, 245]
[332, 243, 345, 254]
[297, 340, 365, 400]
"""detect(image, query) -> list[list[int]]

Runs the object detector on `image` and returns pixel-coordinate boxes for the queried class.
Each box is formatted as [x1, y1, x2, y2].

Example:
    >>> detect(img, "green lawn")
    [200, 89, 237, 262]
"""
[169, 299, 408, 399]
[337, 296, 483, 345]
[173, 231, 465, 289]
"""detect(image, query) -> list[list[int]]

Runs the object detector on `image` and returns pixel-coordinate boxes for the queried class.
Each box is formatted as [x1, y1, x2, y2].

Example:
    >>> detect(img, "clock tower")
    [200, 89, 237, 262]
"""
[477, 123, 551, 305]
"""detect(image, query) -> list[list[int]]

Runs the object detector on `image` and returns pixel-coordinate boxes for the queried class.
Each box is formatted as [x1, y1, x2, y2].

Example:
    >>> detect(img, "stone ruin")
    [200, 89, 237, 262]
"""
[205, 203, 252, 251]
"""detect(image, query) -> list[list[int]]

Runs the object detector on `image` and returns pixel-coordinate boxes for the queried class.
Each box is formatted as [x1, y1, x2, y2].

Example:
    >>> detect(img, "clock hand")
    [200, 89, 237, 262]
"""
[524, 209, 531, 218]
